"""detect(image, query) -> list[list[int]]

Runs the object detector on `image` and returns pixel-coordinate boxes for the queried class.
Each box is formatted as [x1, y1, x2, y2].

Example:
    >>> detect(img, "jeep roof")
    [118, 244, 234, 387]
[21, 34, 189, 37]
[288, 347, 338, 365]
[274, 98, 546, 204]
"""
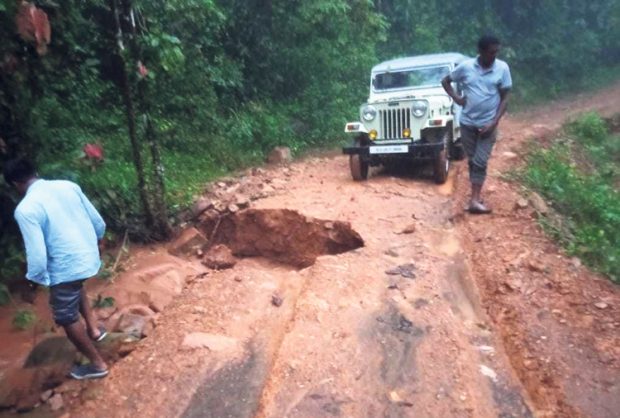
[371, 53, 469, 74]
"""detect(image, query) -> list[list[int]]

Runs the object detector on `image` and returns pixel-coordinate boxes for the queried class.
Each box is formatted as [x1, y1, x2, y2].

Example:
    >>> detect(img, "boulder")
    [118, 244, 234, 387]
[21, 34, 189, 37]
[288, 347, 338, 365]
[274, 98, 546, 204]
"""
[23, 336, 76, 369]
[116, 313, 149, 338]
[202, 244, 237, 270]
[191, 197, 214, 219]
[267, 146, 292, 164]
[168, 227, 207, 257]
[529, 192, 549, 214]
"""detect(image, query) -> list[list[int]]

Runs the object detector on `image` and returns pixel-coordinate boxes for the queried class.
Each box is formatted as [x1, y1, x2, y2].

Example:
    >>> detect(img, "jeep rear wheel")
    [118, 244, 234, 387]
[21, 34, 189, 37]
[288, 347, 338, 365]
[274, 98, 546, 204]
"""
[350, 154, 369, 181]
[433, 131, 450, 184]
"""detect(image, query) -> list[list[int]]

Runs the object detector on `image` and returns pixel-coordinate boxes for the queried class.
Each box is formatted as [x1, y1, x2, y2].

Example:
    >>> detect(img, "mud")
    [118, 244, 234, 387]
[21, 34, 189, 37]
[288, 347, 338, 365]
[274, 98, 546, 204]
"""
[209, 208, 364, 268]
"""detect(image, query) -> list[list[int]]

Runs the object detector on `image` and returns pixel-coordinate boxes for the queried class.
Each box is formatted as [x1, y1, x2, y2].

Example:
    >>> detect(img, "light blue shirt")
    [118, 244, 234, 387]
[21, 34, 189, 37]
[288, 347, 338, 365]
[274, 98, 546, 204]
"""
[450, 57, 512, 128]
[14, 179, 105, 287]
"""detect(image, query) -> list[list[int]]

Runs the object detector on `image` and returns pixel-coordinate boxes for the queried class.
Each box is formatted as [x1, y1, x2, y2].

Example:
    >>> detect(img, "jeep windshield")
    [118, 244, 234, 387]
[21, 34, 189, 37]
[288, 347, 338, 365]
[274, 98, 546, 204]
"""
[372, 65, 450, 91]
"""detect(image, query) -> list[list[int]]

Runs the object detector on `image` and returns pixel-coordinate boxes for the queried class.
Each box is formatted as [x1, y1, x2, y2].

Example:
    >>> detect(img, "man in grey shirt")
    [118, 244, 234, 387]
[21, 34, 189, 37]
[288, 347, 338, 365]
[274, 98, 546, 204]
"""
[442, 35, 512, 213]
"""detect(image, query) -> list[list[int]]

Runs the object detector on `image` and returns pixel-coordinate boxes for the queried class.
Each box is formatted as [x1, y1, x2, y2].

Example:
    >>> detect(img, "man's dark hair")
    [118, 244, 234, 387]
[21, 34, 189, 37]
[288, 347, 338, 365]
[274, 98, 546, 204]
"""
[478, 35, 500, 51]
[3, 157, 36, 184]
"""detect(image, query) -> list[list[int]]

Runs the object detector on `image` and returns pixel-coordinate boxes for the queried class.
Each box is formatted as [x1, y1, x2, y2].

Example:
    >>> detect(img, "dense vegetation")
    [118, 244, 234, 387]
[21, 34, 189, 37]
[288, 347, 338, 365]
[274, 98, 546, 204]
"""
[523, 113, 620, 283]
[1, 0, 619, 286]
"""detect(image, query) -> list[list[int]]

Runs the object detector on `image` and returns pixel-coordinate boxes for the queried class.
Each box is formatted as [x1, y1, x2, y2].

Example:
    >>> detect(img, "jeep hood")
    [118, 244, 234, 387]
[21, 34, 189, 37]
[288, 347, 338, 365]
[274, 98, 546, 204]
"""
[368, 87, 451, 106]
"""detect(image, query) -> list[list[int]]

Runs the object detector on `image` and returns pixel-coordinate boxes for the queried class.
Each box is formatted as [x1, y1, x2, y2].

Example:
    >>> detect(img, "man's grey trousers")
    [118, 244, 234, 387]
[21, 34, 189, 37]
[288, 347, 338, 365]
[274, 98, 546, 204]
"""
[461, 125, 498, 185]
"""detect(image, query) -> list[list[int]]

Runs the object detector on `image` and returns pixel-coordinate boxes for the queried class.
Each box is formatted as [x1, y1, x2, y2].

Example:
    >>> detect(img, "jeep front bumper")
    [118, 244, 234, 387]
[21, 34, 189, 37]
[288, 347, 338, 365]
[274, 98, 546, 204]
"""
[342, 141, 443, 160]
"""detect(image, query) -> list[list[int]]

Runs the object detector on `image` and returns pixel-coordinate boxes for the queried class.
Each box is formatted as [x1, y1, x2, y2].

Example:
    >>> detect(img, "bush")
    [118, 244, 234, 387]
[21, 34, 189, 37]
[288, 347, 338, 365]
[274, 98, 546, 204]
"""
[12, 309, 37, 330]
[523, 113, 620, 283]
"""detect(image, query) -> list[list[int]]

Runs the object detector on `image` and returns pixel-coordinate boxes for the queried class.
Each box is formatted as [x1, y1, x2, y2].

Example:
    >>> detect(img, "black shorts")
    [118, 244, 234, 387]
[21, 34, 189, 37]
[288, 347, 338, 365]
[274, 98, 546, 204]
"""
[49, 280, 85, 326]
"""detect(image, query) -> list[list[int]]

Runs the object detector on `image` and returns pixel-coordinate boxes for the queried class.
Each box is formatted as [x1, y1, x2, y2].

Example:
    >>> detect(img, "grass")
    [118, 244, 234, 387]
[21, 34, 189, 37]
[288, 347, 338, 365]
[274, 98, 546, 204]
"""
[522, 112, 620, 283]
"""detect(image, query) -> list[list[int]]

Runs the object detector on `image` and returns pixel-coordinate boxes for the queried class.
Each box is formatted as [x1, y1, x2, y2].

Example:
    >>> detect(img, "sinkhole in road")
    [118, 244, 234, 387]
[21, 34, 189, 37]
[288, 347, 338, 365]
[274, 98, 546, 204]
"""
[201, 208, 365, 269]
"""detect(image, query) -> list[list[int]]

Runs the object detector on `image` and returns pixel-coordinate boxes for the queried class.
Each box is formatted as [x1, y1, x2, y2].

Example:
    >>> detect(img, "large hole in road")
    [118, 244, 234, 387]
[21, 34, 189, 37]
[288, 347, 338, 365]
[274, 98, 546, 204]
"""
[200, 209, 364, 268]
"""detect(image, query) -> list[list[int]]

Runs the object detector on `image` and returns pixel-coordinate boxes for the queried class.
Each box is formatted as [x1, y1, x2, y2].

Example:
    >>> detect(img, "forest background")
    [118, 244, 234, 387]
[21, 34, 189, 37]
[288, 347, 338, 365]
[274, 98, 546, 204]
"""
[1, 0, 619, 286]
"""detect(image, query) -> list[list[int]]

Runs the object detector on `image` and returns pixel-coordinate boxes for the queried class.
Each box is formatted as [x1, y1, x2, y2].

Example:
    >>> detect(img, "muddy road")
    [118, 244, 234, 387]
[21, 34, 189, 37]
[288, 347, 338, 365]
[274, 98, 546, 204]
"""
[58, 84, 620, 418]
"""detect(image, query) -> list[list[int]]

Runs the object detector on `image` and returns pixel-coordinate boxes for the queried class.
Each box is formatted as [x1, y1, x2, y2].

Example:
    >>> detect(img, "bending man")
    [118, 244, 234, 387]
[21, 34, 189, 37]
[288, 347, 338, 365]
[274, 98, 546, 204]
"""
[4, 158, 109, 379]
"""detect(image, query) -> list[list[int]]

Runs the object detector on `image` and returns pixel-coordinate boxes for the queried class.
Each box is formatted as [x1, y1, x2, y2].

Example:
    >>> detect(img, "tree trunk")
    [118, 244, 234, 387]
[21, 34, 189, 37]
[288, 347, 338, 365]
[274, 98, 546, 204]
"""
[109, 0, 155, 231]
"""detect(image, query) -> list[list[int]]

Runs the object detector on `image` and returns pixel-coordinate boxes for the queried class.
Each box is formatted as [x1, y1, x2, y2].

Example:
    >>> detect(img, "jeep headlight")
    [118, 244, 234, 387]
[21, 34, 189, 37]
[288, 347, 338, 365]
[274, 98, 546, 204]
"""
[362, 105, 377, 121]
[411, 100, 428, 118]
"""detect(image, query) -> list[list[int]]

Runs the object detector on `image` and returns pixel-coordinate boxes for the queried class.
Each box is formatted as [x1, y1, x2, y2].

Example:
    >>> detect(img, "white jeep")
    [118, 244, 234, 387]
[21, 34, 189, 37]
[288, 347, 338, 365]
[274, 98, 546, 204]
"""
[343, 53, 468, 183]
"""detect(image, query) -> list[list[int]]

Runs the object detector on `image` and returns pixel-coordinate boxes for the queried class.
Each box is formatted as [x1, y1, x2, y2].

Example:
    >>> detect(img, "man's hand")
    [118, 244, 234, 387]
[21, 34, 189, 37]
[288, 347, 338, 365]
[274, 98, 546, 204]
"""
[441, 75, 466, 107]
[479, 121, 497, 135]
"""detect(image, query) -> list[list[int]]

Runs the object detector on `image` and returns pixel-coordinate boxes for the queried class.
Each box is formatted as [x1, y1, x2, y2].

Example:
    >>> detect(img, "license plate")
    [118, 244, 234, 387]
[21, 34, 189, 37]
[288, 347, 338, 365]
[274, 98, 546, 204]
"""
[369, 145, 408, 154]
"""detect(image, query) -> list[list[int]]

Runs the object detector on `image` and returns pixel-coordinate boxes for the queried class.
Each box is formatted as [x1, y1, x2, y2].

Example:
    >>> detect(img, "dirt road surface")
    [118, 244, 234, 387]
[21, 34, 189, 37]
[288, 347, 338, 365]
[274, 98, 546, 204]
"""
[59, 84, 620, 418]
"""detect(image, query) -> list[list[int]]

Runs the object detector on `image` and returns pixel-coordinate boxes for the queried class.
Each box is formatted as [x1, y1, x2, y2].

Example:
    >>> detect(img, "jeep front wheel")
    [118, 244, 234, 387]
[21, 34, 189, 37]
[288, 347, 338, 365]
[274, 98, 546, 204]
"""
[433, 131, 450, 184]
[350, 154, 369, 181]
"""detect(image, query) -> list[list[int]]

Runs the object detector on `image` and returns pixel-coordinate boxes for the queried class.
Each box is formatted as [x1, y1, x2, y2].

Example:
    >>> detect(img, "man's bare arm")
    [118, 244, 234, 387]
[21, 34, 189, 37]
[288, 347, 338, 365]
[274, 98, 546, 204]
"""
[441, 75, 466, 107]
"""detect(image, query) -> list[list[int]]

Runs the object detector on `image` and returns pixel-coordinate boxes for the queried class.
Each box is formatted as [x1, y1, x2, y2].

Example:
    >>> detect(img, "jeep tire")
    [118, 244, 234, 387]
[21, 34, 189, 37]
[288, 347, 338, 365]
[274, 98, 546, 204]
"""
[433, 130, 450, 184]
[350, 154, 369, 181]
[449, 138, 465, 161]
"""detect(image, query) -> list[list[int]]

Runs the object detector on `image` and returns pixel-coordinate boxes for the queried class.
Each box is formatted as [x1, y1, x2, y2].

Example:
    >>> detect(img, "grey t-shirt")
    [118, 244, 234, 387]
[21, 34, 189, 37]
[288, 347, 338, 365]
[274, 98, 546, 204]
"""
[450, 57, 512, 128]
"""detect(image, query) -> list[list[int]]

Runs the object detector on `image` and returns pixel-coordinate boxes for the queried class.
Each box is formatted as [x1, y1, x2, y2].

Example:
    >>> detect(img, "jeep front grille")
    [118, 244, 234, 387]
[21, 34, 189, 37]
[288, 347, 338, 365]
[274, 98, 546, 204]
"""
[380, 108, 411, 139]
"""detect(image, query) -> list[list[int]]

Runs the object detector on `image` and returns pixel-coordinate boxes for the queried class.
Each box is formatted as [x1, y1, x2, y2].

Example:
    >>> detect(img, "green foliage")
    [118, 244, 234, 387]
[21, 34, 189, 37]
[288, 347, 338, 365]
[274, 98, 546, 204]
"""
[93, 294, 115, 309]
[0, 283, 10, 306]
[569, 112, 609, 141]
[523, 113, 620, 283]
[12, 309, 37, 330]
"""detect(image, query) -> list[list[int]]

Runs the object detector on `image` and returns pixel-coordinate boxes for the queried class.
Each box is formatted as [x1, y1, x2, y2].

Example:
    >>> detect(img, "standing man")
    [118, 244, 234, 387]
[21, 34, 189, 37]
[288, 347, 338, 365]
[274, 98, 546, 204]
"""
[3, 158, 109, 379]
[442, 35, 512, 213]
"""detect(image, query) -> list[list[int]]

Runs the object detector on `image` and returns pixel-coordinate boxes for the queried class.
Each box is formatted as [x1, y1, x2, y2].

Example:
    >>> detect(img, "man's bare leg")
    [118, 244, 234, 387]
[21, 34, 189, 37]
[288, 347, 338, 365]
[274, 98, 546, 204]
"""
[63, 321, 107, 371]
[79, 288, 101, 340]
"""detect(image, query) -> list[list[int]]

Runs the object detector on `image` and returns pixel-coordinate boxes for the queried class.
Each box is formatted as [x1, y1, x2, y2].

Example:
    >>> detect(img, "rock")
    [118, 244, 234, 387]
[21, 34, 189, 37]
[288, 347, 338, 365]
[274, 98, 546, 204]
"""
[23, 337, 76, 369]
[181, 333, 239, 352]
[267, 146, 292, 164]
[191, 197, 214, 218]
[527, 260, 545, 273]
[385, 264, 416, 279]
[227, 203, 240, 213]
[54, 379, 82, 394]
[234, 194, 250, 208]
[40, 389, 53, 402]
[571, 257, 582, 268]
[202, 244, 237, 270]
[594, 302, 609, 310]
[515, 198, 529, 209]
[502, 151, 518, 159]
[116, 313, 149, 338]
[400, 223, 416, 234]
[95, 332, 141, 360]
[251, 167, 265, 176]
[271, 294, 283, 307]
[48, 394, 63, 411]
[168, 227, 207, 257]
[529, 192, 549, 214]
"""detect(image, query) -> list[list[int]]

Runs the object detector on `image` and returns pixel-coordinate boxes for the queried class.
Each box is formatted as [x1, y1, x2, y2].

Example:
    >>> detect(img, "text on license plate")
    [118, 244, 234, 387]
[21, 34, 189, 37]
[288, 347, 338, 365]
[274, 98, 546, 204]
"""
[369, 145, 408, 154]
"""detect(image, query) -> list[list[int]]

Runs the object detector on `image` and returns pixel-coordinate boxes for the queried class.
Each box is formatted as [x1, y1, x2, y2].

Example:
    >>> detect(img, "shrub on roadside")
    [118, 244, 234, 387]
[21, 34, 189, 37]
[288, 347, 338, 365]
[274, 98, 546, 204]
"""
[523, 113, 620, 283]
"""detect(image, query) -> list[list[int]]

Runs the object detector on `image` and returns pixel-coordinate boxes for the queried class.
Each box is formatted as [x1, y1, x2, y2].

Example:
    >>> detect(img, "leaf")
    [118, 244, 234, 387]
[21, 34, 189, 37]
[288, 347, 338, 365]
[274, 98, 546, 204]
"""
[0, 284, 10, 306]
